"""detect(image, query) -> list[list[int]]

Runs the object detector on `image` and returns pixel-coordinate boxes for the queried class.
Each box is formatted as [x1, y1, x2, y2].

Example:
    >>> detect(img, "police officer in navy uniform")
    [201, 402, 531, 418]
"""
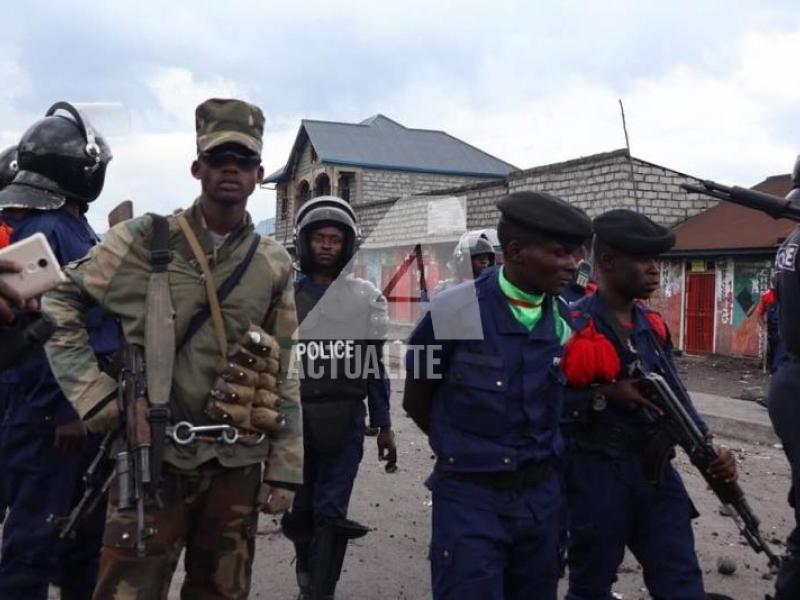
[768, 156, 800, 600]
[435, 229, 498, 294]
[0, 143, 19, 525]
[0, 103, 118, 600]
[281, 195, 397, 600]
[404, 190, 591, 600]
[560, 209, 737, 599]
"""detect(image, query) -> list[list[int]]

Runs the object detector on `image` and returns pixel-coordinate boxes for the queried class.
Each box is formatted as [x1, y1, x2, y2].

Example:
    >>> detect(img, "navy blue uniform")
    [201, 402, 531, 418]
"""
[765, 295, 788, 374]
[406, 267, 568, 600]
[291, 275, 391, 523]
[768, 225, 800, 599]
[562, 293, 706, 600]
[0, 208, 118, 599]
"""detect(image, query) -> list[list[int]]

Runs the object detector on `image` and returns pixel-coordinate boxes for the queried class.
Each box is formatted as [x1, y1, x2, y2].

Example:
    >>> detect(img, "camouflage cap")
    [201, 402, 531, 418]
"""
[195, 98, 264, 155]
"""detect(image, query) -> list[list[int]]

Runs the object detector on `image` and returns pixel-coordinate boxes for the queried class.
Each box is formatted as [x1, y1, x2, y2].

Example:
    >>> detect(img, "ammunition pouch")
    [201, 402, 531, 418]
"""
[205, 324, 286, 434]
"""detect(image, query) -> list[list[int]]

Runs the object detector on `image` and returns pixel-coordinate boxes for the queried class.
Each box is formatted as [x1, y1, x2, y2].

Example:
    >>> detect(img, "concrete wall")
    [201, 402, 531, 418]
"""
[358, 169, 489, 206]
[655, 256, 772, 357]
[467, 150, 717, 230]
[274, 137, 501, 243]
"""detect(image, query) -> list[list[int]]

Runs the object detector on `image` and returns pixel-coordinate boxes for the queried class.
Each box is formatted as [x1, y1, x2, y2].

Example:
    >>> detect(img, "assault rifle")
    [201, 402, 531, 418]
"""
[59, 430, 116, 539]
[116, 343, 156, 556]
[636, 371, 781, 569]
[682, 180, 800, 223]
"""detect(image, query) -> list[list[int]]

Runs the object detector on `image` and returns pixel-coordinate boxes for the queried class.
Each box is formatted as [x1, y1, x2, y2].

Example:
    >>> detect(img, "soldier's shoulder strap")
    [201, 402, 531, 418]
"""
[145, 213, 175, 409]
[145, 213, 175, 490]
[176, 229, 261, 354]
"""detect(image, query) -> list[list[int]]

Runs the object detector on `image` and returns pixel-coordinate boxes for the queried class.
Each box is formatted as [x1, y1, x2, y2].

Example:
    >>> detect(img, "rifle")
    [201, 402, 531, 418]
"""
[58, 200, 138, 537]
[107, 200, 134, 229]
[682, 180, 800, 222]
[116, 343, 155, 556]
[635, 367, 781, 569]
[58, 430, 116, 539]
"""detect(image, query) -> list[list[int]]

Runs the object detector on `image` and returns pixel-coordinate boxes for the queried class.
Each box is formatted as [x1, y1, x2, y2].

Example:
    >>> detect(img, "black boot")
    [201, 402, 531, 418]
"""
[295, 540, 313, 600]
[59, 586, 95, 600]
[310, 519, 369, 600]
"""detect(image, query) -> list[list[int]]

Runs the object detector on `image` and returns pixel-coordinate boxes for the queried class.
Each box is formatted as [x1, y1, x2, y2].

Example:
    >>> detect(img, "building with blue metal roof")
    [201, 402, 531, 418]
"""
[266, 114, 517, 243]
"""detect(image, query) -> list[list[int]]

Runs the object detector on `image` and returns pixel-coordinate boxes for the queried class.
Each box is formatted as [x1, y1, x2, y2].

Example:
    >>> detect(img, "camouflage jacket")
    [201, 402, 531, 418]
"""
[43, 199, 302, 484]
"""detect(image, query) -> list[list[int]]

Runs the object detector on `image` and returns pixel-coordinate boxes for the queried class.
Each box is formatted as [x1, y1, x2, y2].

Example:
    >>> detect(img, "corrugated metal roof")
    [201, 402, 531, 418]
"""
[671, 174, 795, 253]
[264, 114, 517, 183]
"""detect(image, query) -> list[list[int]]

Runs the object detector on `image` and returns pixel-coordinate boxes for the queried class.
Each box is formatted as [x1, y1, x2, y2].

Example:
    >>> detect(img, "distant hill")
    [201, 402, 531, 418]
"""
[255, 217, 275, 237]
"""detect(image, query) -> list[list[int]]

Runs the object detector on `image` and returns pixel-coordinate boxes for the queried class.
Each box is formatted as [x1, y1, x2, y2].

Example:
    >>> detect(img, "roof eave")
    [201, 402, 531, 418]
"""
[319, 158, 513, 179]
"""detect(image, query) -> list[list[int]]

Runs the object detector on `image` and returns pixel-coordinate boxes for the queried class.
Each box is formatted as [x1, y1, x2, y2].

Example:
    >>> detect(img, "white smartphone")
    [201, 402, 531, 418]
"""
[0, 233, 66, 298]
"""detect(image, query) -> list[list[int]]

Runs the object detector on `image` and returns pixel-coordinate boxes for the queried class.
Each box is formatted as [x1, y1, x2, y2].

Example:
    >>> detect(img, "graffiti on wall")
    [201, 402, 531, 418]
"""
[733, 262, 771, 327]
[654, 259, 684, 346]
[718, 259, 734, 326]
[730, 260, 772, 356]
[660, 261, 682, 299]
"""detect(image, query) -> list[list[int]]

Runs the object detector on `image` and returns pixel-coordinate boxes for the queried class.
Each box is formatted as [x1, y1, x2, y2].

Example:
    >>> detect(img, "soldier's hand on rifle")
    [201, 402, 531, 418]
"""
[257, 483, 295, 514]
[54, 418, 88, 452]
[704, 432, 738, 483]
[84, 400, 120, 434]
[377, 426, 398, 473]
[598, 379, 664, 415]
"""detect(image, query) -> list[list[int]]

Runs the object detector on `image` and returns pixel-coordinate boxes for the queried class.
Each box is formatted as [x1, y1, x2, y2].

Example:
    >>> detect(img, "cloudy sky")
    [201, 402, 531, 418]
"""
[2, 0, 799, 230]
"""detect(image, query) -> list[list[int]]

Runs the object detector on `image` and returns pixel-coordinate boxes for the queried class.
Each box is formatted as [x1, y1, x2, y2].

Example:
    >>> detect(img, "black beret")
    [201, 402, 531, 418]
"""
[496, 191, 592, 243]
[593, 209, 675, 255]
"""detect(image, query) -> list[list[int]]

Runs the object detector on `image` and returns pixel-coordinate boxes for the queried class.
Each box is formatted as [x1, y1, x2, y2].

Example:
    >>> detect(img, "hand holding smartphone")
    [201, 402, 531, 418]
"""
[0, 233, 65, 324]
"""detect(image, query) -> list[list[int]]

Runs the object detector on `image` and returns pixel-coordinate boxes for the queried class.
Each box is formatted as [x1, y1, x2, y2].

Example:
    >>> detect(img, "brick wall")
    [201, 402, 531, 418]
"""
[358, 169, 491, 206]
[277, 148, 718, 247]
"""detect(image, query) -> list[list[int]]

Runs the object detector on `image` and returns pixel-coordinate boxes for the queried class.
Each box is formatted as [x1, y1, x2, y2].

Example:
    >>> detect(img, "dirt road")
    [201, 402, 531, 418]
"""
[164, 387, 792, 599]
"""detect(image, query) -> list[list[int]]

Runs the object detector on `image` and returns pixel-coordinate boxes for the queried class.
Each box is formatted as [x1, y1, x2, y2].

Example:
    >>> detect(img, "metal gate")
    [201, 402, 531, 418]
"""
[684, 272, 715, 354]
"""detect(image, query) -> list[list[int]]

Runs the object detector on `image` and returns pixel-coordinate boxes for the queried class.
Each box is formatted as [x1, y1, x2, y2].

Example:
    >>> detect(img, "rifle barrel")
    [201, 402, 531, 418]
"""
[682, 181, 800, 222]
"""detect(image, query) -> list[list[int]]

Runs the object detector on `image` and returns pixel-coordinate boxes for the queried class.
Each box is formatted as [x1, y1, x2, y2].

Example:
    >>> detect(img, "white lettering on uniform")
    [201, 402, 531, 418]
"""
[776, 244, 798, 272]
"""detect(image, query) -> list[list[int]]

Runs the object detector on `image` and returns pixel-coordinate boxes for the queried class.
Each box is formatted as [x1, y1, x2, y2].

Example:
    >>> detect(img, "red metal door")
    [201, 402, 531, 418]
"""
[685, 273, 715, 354]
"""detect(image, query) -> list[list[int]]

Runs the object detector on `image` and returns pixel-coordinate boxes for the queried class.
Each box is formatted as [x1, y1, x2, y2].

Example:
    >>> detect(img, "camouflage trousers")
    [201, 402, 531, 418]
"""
[93, 461, 261, 600]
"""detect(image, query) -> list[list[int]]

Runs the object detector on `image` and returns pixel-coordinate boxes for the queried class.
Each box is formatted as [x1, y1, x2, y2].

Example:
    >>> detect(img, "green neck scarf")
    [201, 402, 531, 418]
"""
[498, 267, 572, 343]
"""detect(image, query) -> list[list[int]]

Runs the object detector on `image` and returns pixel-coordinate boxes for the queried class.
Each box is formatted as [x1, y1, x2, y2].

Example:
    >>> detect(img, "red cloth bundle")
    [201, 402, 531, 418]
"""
[562, 319, 621, 388]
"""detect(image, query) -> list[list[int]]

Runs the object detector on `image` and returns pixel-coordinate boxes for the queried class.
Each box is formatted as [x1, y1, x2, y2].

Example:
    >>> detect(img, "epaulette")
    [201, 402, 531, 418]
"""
[636, 302, 669, 346]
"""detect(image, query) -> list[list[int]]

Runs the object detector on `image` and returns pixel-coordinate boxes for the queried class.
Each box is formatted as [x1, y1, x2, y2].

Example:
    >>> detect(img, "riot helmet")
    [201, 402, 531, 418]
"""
[294, 195, 360, 273]
[0, 102, 112, 211]
[788, 154, 800, 202]
[0, 145, 18, 190]
[450, 229, 497, 279]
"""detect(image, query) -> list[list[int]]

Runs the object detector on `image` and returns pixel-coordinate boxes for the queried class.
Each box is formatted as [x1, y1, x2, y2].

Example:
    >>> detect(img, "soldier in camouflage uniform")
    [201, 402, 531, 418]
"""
[43, 98, 303, 599]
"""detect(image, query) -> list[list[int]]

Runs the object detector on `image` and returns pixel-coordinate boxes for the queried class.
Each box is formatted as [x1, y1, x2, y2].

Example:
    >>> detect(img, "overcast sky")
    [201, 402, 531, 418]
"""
[2, 0, 799, 230]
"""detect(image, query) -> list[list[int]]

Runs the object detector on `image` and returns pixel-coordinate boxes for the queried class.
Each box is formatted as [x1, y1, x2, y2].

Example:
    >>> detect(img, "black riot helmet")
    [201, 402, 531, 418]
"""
[0, 145, 18, 190]
[0, 102, 112, 211]
[449, 229, 498, 279]
[294, 195, 361, 273]
[788, 154, 800, 202]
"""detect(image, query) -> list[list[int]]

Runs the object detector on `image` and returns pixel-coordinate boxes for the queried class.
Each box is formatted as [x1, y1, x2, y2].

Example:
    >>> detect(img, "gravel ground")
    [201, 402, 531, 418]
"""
[19, 374, 788, 599]
[676, 353, 770, 402]
[172, 387, 791, 600]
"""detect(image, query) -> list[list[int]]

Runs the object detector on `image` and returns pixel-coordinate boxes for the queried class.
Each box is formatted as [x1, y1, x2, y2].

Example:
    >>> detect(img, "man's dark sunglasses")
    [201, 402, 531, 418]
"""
[200, 151, 262, 170]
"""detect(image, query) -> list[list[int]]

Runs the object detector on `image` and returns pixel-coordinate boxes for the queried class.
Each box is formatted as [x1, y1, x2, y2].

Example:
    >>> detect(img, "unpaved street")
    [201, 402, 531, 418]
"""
[165, 386, 793, 599]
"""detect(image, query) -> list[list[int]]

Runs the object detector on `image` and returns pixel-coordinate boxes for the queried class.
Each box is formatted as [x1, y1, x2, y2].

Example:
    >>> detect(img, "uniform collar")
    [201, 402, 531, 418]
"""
[587, 292, 651, 337]
[181, 198, 254, 262]
[478, 267, 557, 339]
